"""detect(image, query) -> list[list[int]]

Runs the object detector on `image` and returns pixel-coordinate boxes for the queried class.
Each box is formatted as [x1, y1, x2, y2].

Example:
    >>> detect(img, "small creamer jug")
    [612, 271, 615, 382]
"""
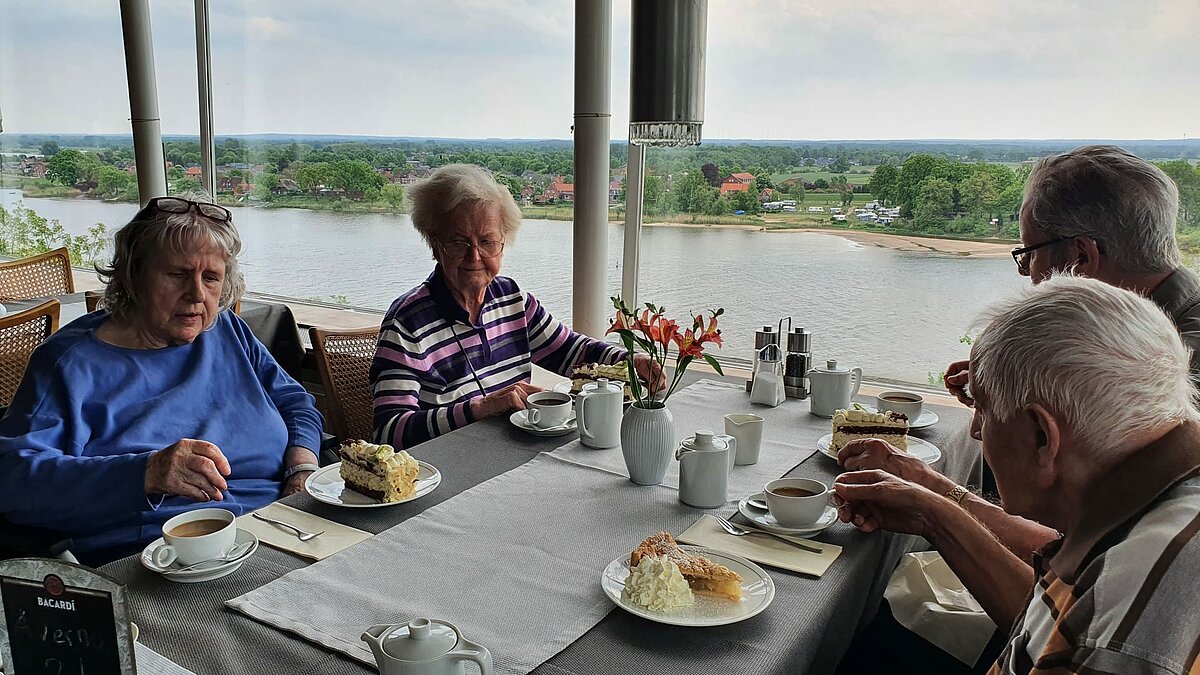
[362, 618, 492, 675]
[676, 430, 736, 509]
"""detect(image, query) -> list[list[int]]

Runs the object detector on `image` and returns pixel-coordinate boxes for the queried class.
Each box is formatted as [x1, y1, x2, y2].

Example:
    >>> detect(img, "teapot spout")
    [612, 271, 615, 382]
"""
[361, 624, 389, 660]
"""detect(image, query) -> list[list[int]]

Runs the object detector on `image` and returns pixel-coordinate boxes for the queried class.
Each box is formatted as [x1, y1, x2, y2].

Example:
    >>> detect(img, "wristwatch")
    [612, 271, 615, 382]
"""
[283, 463, 320, 481]
[945, 484, 970, 504]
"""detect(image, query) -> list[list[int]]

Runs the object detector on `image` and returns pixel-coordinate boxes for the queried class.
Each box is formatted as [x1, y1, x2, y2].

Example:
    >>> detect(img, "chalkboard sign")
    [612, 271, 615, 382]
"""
[0, 559, 135, 675]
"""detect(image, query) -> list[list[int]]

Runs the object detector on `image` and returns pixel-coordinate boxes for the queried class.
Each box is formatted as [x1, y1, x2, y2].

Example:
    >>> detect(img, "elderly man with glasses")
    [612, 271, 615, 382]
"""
[837, 276, 1200, 673]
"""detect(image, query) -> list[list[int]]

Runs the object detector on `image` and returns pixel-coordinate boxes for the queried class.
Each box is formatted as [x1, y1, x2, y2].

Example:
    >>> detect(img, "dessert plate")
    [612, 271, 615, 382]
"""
[601, 545, 775, 627]
[141, 528, 258, 584]
[509, 409, 578, 437]
[861, 405, 939, 429]
[737, 492, 838, 536]
[305, 461, 441, 508]
[817, 434, 941, 465]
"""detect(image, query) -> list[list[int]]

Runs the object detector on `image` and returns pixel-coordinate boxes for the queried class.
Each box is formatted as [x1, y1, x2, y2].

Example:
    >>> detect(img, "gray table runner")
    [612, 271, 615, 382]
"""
[553, 378, 821, 499]
[228, 453, 721, 674]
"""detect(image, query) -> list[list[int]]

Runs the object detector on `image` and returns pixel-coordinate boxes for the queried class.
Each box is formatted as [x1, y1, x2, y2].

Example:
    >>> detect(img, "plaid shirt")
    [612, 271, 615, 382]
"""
[991, 423, 1200, 675]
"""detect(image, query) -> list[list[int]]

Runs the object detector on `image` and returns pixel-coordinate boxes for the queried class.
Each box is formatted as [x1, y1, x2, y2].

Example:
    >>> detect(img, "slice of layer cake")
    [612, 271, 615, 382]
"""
[569, 361, 634, 398]
[630, 532, 743, 601]
[338, 440, 421, 502]
[830, 408, 909, 452]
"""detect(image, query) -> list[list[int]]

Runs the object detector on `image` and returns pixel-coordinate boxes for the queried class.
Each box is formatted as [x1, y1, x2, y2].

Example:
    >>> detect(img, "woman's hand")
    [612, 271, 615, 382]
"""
[470, 382, 544, 419]
[944, 359, 974, 407]
[145, 439, 232, 502]
[632, 353, 666, 393]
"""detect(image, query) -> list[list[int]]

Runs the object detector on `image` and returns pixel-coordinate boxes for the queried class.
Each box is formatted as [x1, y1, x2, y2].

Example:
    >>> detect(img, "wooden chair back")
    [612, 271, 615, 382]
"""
[309, 326, 380, 443]
[0, 248, 75, 301]
[0, 300, 60, 407]
[84, 289, 103, 313]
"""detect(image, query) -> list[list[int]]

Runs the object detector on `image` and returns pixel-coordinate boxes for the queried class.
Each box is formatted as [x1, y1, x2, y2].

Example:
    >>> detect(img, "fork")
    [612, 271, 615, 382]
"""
[713, 516, 823, 554]
[252, 512, 324, 541]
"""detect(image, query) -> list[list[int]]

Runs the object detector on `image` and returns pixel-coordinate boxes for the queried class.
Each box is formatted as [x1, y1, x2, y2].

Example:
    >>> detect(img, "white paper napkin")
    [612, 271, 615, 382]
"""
[677, 514, 842, 577]
[236, 503, 370, 561]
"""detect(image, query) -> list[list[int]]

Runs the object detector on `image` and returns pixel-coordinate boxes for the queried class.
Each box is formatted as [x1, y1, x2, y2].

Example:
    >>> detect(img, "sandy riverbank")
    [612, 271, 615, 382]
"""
[639, 219, 1014, 257]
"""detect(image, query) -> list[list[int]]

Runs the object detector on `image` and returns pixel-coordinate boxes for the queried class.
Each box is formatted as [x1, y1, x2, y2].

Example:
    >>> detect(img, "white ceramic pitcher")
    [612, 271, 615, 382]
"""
[809, 359, 862, 417]
[362, 618, 492, 675]
[675, 430, 736, 509]
[576, 378, 622, 449]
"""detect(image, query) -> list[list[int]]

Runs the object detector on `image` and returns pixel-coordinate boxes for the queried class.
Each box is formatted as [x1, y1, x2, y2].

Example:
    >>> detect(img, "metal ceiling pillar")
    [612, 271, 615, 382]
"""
[118, 0, 167, 206]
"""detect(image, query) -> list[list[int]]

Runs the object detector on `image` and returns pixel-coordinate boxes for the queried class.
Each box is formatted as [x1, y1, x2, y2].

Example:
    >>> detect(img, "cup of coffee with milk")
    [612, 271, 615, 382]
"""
[764, 478, 830, 528]
[876, 390, 924, 423]
[153, 507, 237, 567]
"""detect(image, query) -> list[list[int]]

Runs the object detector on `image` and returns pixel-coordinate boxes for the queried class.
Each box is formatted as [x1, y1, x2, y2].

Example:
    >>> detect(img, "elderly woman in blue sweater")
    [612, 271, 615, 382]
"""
[0, 197, 323, 564]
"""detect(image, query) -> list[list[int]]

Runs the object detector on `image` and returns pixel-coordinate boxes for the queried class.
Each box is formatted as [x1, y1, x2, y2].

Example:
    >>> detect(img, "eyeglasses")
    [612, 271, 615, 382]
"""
[439, 239, 505, 259]
[146, 197, 232, 223]
[1010, 237, 1069, 276]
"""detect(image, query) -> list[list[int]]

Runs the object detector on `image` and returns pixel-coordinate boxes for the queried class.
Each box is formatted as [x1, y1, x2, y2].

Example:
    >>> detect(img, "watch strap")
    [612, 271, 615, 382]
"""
[284, 463, 320, 481]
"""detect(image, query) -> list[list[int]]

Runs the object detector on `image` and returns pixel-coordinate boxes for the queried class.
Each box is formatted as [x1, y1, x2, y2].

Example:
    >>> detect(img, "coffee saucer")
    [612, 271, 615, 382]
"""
[140, 528, 258, 584]
[862, 405, 939, 429]
[510, 409, 578, 437]
[737, 492, 837, 535]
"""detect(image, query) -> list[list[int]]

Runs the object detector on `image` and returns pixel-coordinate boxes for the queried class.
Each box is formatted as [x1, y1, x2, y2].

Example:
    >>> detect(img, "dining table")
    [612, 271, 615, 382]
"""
[2, 292, 307, 380]
[98, 379, 979, 672]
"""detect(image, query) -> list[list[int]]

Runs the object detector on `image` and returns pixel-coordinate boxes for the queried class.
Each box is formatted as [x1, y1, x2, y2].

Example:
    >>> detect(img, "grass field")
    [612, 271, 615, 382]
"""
[772, 166, 875, 185]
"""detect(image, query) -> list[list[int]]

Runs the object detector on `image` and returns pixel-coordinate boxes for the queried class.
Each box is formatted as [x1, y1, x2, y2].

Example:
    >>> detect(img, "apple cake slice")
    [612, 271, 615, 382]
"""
[630, 532, 743, 601]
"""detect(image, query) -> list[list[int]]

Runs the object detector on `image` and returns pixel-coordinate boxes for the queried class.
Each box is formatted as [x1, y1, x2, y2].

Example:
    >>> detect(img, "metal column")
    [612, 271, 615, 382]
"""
[118, 0, 167, 206]
[620, 142, 645, 308]
[572, 0, 612, 338]
[194, 0, 216, 196]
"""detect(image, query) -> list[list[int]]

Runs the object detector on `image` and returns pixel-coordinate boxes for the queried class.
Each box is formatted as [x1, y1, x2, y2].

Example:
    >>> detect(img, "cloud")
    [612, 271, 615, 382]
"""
[2, 0, 1196, 139]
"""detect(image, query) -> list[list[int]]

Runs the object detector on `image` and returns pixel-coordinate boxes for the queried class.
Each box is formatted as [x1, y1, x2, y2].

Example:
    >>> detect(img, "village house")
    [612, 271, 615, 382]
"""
[609, 180, 622, 202]
[719, 171, 754, 195]
[542, 176, 575, 202]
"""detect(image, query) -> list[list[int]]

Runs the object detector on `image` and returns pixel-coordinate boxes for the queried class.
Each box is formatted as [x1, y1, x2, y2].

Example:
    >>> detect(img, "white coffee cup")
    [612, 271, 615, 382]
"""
[525, 391, 573, 429]
[724, 414, 764, 466]
[153, 508, 237, 567]
[876, 390, 924, 423]
[764, 478, 830, 528]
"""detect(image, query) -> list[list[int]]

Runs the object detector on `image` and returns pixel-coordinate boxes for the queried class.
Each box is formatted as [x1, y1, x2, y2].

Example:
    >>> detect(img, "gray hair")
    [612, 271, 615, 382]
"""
[97, 199, 245, 323]
[407, 164, 522, 250]
[1022, 145, 1180, 274]
[971, 275, 1199, 456]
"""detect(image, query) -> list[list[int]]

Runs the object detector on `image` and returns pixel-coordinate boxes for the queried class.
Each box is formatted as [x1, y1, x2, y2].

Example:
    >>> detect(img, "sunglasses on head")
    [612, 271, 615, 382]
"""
[146, 197, 232, 223]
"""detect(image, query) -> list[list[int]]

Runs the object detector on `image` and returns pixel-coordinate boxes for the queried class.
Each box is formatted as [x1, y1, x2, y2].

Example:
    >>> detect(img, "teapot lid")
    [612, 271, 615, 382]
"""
[581, 377, 621, 394]
[814, 359, 849, 374]
[682, 430, 730, 451]
[381, 618, 460, 662]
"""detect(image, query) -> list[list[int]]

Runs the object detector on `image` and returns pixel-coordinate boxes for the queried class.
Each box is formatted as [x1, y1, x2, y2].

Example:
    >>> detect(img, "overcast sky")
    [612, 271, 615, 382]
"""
[2, 1, 1197, 140]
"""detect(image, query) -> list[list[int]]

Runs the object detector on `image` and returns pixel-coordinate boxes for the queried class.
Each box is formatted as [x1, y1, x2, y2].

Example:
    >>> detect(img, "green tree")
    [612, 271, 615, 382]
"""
[296, 162, 333, 191]
[754, 171, 774, 191]
[829, 158, 850, 173]
[329, 160, 384, 194]
[1157, 160, 1200, 230]
[813, 178, 829, 190]
[381, 183, 406, 210]
[960, 171, 1000, 214]
[730, 189, 759, 214]
[46, 149, 85, 185]
[39, 140, 60, 157]
[96, 166, 135, 200]
[896, 154, 938, 217]
[868, 164, 898, 205]
[913, 177, 955, 228]
[788, 181, 806, 204]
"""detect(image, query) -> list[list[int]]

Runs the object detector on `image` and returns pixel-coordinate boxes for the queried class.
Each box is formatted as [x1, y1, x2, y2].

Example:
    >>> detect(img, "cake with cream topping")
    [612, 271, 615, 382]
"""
[622, 554, 695, 613]
[831, 408, 909, 452]
[569, 362, 634, 398]
[338, 440, 421, 502]
[630, 532, 742, 601]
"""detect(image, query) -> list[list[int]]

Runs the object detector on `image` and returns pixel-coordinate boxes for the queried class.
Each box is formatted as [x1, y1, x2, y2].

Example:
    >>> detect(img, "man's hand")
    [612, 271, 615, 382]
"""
[145, 439, 232, 502]
[837, 438, 955, 495]
[944, 359, 974, 407]
[470, 382, 543, 419]
[632, 353, 666, 393]
[832, 469, 949, 537]
[282, 473, 309, 497]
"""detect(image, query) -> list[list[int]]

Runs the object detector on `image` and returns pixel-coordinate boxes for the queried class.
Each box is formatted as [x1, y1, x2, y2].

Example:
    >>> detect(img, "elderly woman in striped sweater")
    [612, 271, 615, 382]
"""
[370, 164, 658, 450]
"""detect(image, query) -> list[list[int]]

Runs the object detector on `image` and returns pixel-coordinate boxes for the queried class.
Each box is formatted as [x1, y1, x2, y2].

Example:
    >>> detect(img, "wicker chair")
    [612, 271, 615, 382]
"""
[84, 289, 103, 313]
[309, 326, 380, 444]
[0, 248, 75, 302]
[0, 299, 60, 408]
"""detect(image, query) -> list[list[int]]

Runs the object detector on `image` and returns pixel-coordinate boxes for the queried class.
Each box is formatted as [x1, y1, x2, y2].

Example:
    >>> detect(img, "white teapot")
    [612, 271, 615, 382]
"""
[675, 430, 736, 509]
[362, 618, 492, 675]
[808, 359, 862, 418]
[577, 378, 623, 449]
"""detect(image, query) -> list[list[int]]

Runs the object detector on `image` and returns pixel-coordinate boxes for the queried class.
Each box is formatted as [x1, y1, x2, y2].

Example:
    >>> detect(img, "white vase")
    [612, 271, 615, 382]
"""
[620, 402, 675, 486]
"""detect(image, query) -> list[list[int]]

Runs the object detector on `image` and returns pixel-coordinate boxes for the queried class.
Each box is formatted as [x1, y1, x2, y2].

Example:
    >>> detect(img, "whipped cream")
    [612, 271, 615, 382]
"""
[622, 554, 695, 613]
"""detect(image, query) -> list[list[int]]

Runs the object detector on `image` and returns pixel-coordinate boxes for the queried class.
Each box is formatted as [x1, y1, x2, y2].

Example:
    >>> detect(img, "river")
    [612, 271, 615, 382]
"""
[1, 190, 1026, 385]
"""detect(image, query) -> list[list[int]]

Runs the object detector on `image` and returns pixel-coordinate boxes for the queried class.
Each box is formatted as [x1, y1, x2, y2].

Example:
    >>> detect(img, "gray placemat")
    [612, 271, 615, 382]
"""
[227, 453, 728, 675]
[553, 378, 821, 499]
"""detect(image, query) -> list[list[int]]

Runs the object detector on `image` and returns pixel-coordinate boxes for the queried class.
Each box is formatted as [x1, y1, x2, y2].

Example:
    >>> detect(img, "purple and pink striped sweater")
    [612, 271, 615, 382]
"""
[370, 267, 625, 449]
